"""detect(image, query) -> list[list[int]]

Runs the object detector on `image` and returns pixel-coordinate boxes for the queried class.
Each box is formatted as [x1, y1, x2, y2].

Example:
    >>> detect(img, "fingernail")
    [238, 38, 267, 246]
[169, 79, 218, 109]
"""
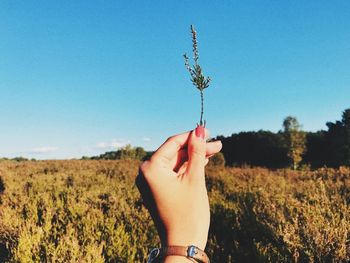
[195, 125, 205, 139]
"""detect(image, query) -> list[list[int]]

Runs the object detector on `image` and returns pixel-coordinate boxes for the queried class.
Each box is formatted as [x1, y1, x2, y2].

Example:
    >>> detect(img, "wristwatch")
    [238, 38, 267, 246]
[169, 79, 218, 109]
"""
[147, 245, 210, 263]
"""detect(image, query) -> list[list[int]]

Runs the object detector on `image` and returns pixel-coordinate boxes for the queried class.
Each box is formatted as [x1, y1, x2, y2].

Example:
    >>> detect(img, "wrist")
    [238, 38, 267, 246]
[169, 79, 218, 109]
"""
[165, 233, 208, 251]
[163, 255, 195, 263]
[148, 245, 209, 263]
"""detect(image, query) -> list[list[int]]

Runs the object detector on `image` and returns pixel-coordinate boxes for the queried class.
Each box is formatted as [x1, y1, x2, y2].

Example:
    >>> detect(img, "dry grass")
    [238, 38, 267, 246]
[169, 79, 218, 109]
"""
[0, 160, 349, 262]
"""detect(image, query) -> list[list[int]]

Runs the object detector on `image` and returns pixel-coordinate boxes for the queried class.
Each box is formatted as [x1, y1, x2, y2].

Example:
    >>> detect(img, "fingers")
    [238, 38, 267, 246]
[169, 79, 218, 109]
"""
[172, 140, 222, 172]
[186, 126, 206, 182]
[177, 161, 188, 176]
[147, 128, 221, 180]
[151, 128, 210, 162]
[152, 131, 191, 163]
[206, 140, 222, 156]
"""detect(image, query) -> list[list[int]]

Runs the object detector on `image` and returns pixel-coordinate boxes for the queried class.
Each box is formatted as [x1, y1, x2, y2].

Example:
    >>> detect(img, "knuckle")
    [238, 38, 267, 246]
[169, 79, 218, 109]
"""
[165, 136, 173, 144]
[191, 145, 206, 157]
[191, 151, 205, 161]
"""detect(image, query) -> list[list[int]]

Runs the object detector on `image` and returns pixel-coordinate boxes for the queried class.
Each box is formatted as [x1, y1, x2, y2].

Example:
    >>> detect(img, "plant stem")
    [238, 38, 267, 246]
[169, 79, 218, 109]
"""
[184, 25, 210, 126]
[200, 90, 204, 126]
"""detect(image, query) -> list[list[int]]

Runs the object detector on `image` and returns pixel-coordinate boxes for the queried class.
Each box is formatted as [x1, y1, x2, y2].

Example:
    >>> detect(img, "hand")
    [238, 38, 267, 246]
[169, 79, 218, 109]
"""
[136, 126, 222, 257]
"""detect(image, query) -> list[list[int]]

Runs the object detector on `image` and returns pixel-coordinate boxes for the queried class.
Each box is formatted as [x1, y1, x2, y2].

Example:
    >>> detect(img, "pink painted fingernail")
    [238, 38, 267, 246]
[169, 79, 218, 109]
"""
[195, 125, 205, 139]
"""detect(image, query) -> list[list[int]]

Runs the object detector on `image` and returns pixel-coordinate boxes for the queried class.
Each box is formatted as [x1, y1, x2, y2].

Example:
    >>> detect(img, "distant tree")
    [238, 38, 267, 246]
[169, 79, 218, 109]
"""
[119, 145, 147, 160]
[134, 147, 147, 161]
[119, 144, 136, 160]
[303, 131, 327, 168]
[214, 109, 350, 168]
[11, 157, 28, 162]
[91, 145, 148, 161]
[217, 131, 288, 168]
[326, 109, 350, 166]
[283, 116, 306, 170]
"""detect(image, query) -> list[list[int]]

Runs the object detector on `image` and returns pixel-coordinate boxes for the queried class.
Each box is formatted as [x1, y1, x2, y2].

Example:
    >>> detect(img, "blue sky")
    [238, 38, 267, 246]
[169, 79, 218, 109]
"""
[1, 1, 349, 159]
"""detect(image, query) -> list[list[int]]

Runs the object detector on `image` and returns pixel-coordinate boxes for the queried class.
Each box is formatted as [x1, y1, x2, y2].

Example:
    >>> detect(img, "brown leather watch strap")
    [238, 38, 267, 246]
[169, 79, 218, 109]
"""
[159, 245, 210, 263]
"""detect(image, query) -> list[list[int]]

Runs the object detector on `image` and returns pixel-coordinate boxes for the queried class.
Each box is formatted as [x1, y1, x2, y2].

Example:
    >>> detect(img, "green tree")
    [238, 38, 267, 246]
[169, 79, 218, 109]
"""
[119, 144, 134, 160]
[326, 109, 350, 166]
[283, 116, 306, 170]
[119, 145, 147, 161]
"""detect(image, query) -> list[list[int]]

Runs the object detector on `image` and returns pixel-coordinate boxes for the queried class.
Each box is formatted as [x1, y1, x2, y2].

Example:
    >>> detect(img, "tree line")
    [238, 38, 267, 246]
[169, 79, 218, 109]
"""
[216, 108, 350, 169]
[85, 144, 152, 161]
[3, 108, 348, 169]
[88, 108, 350, 169]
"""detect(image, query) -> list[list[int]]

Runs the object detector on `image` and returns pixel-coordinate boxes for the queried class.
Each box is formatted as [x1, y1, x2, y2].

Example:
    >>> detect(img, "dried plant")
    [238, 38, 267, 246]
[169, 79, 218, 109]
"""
[1, 160, 350, 262]
[184, 25, 211, 127]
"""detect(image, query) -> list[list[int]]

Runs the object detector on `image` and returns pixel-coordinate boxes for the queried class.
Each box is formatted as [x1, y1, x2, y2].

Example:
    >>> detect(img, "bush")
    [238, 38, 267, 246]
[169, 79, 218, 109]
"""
[209, 152, 225, 167]
[0, 175, 5, 194]
[65, 175, 74, 188]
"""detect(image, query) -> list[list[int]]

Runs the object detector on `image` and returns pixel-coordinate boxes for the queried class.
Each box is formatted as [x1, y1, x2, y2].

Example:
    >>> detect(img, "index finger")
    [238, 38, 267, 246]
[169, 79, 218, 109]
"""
[152, 131, 191, 163]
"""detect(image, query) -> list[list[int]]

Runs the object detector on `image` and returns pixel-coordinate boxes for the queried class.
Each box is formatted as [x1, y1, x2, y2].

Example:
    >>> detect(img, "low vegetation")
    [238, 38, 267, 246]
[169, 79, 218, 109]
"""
[0, 159, 349, 262]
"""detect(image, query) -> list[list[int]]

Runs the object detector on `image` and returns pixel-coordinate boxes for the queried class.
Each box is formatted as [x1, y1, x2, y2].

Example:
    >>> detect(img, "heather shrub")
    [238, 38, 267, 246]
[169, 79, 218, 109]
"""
[208, 152, 226, 167]
[0, 160, 349, 262]
[0, 160, 158, 262]
[206, 166, 350, 262]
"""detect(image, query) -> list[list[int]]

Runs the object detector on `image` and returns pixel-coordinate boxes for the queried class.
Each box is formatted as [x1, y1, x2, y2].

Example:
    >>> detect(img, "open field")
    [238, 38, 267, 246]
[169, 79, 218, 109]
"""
[0, 160, 349, 262]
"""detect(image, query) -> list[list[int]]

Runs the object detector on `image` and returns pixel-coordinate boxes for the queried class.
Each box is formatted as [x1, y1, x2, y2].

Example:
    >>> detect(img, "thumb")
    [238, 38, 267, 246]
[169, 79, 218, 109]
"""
[186, 125, 207, 182]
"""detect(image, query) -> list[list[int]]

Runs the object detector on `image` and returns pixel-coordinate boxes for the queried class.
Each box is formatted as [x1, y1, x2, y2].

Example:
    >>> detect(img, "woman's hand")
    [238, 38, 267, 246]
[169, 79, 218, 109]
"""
[136, 126, 222, 255]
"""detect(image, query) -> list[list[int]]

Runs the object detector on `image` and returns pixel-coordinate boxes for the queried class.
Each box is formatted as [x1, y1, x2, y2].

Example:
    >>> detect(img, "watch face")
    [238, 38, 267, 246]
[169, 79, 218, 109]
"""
[187, 245, 199, 257]
[147, 248, 160, 263]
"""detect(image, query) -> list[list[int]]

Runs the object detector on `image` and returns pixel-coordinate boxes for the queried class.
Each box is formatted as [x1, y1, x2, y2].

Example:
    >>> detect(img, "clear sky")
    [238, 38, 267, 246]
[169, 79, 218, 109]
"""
[1, 1, 349, 159]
